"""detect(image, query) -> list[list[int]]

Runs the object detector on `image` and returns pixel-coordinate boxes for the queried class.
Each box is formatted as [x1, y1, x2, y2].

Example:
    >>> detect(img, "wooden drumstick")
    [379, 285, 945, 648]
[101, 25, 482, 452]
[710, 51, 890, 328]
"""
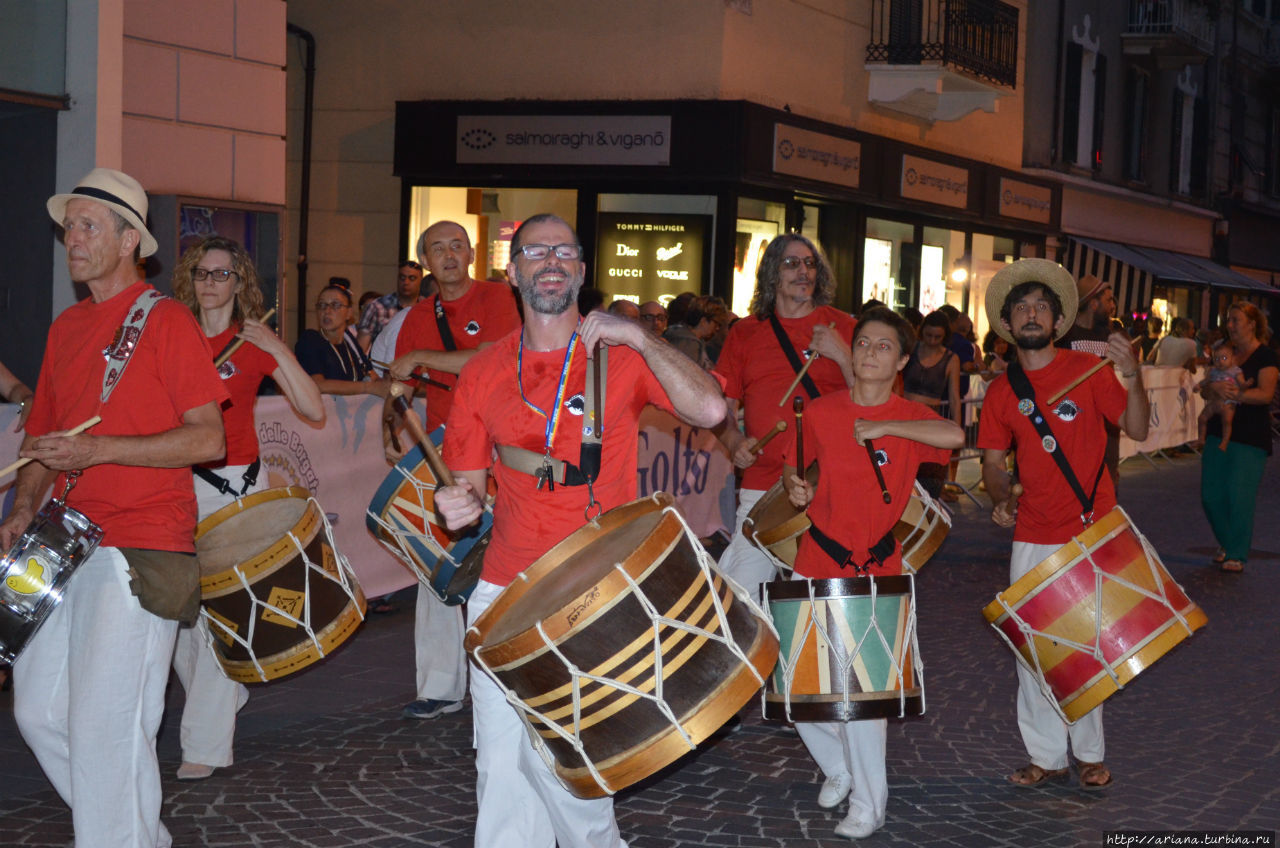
[793, 396, 805, 474]
[214, 308, 276, 368]
[777, 323, 836, 407]
[865, 438, 891, 504]
[370, 359, 453, 391]
[1045, 337, 1142, 407]
[748, 420, 787, 456]
[387, 382, 454, 486]
[0, 415, 103, 478]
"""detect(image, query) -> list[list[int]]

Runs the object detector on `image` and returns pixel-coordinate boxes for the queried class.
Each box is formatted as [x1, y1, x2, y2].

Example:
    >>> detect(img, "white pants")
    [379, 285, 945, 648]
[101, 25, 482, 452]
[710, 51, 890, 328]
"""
[171, 466, 260, 766]
[796, 719, 888, 827]
[414, 584, 467, 701]
[467, 580, 627, 848]
[1010, 541, 1105, 769]
[14, 546, 178, 848]
[715, 488, 780, 597]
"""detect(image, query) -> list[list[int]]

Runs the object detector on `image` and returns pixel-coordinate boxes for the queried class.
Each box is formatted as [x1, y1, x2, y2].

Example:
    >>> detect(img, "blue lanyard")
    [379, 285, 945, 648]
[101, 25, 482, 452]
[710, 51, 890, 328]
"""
[517, 328, 579, 457]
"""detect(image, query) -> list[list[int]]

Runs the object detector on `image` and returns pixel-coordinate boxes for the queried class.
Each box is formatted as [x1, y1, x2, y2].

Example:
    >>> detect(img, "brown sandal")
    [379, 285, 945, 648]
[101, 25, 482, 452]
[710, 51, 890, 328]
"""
[1221, 559, 1244, 573]
[1008, 763, 1069, 788]
[1077, 761, 1113, 790]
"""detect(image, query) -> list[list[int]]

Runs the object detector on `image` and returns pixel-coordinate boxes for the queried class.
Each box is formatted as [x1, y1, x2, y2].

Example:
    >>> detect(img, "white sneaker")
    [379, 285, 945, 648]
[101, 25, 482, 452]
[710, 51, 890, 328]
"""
[833, 810, 881, 840]
[817, 772, 852, 808]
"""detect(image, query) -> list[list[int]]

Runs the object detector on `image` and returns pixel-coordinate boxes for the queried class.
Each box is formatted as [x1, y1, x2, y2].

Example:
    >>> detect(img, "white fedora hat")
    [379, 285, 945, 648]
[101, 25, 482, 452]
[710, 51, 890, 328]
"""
[47, 168, 158, 258]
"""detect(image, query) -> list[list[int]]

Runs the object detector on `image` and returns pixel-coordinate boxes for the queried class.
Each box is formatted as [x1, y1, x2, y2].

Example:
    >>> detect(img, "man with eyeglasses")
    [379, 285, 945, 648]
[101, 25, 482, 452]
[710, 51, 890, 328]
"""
[638, 300, 668, 334]
[713, 233, 856, 597]
[433, 213, 725, 848]
[378, 220, 520, 722]
[355, 259, 427, 353]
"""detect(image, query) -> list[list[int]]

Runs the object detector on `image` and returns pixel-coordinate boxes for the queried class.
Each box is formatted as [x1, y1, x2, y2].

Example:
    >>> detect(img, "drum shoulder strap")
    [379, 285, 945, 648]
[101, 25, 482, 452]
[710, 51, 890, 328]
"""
[1005, 362, 1105, 523]
[768, 314, 821, 400]
[807, 521, 896, 574]
[101, 289, 166, 404]
[433, 295, 458, 352]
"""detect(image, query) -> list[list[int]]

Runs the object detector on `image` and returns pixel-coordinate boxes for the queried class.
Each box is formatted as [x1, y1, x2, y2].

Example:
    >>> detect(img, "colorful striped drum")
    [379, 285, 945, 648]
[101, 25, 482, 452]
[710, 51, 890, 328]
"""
[982, 506, 1207, 723]
[366, 429, 491, 605]
[466, 493, 779, 799]
[763, 576, 924, 722]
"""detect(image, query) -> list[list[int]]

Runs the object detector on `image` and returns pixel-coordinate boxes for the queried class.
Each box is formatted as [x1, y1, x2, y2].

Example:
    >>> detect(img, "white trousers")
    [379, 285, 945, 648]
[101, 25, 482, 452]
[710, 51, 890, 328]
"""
[715, 488, 780, 597]
[796, 719, 888, 827]
[171, 466, 260, 766]
[1010, 541, 1105, 769]
[467, 580, 627, 848]
[414, 584, 467, 701]
[14, 546, 178, 848]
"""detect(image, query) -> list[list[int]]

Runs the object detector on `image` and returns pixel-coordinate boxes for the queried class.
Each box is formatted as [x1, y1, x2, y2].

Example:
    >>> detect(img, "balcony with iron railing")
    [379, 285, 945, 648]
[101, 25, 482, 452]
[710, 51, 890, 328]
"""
[1122, 0, 1216, 61]
[865, 0, 1018, 122]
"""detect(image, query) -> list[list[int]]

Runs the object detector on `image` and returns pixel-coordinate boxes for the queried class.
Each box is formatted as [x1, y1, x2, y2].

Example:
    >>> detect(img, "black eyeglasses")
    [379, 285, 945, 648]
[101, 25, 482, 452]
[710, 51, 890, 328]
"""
[193, 268, 240, 283]
[780, 256, 817, 270]
[518, 243, 582, 261]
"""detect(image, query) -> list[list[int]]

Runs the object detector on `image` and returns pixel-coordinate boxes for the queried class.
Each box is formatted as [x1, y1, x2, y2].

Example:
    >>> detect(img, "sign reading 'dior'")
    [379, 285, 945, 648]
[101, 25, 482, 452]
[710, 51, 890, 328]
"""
[456, 115, 671, 166]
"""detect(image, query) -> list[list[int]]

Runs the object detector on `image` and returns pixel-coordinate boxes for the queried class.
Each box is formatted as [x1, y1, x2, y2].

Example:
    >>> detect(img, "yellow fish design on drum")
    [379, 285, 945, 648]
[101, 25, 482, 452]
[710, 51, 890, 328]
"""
[5, 557, 49, 595]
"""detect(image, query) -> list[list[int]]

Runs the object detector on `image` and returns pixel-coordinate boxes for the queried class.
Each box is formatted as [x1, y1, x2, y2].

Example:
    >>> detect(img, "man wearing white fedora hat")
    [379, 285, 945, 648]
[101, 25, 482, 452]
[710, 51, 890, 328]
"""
[0, 167, 228, 847]
[976, 259, 1148, 792]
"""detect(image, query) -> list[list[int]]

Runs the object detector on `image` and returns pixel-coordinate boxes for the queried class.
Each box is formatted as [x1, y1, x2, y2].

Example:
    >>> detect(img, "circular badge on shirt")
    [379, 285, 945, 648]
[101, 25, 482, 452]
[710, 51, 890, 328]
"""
[1017, 398, 1035, 416]
[1042, 435, 1057, 453]
[465, 320, 481, 336]
[565, 394, 585, 416]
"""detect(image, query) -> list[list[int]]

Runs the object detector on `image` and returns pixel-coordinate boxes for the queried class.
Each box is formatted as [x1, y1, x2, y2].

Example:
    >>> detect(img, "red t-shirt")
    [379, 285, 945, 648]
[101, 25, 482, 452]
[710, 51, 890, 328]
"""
[716, 306, 856, 490]
[204, 324, 278, 466]
[395, 281, 521, 430]
[783, 393, 951, 578]
[977, 348, 1127, 545]
[26, 282, 228, 552]
[443, 332, 675, 587]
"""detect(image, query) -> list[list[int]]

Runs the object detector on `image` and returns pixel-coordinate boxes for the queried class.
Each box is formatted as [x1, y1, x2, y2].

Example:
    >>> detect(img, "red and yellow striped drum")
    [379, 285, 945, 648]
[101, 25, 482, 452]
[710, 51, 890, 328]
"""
[763, 575, 924, 722]
[465, 492, 779, 799]
[982, 506, 1207, 723]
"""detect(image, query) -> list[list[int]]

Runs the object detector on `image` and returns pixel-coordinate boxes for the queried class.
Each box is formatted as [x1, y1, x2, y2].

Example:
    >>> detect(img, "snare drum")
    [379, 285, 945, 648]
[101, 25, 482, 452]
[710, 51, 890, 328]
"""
[0, 499, 103, 663]
[197, 487, 366, 683]
[763, 575, 924, 722]
[465, 492, 779, 799]
[744, 463, 819, 575]
[367, 433, 491, 605]
[982, 506, 1207, 723]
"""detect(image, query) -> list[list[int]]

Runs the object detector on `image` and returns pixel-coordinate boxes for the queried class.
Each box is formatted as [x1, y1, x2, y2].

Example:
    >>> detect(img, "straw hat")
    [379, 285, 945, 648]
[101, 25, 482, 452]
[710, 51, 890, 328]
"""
[984, 258, 1078, 343]
[47, 168, 158, 257]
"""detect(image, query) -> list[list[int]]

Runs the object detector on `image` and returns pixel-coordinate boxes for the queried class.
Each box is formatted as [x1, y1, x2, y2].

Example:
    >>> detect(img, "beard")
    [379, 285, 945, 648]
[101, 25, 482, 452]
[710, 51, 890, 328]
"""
[514, 264, 583, 315]
[1013, 324, 1053, 351]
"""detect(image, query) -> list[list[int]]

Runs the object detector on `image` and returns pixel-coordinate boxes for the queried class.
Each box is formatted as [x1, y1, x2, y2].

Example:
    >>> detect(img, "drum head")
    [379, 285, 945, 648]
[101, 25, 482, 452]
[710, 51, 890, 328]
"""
[196, 488, 309, 577]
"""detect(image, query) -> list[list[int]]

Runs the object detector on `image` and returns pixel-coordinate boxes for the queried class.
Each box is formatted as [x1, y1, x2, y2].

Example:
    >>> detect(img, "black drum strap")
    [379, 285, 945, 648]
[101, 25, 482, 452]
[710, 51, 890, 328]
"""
[768, 314, 821, 400]
[193, 457, 261, 497]
[807, 522, 896, 574]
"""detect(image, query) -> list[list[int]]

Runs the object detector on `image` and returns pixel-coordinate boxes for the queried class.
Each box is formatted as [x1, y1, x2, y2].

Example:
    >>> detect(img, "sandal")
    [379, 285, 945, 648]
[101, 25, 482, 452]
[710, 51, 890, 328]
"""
[1077, 761, 1113, 790]
[1008, 763, 1068, 788]
[1211, 548, 1226, 565]
[1221, 559, 1245, 573]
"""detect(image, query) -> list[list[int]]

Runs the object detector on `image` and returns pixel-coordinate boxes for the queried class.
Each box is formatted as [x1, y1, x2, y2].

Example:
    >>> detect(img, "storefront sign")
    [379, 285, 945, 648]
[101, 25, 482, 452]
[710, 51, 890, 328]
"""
[998, 177, 1053, 224]
[595, 213, 710, 300]
[900, 154, 970, 209]
[772, 123, 861, 189]
[456, 115, 671, 166]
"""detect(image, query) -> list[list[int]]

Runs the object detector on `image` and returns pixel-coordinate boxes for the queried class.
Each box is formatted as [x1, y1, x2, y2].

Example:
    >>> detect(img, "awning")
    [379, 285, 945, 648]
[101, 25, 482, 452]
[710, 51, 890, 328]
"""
[1063, 236, 1276, 316]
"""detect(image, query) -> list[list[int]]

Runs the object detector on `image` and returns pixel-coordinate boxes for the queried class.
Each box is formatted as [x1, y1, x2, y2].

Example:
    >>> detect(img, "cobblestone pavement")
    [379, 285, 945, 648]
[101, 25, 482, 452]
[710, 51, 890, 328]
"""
[2, 452, 1277, 846]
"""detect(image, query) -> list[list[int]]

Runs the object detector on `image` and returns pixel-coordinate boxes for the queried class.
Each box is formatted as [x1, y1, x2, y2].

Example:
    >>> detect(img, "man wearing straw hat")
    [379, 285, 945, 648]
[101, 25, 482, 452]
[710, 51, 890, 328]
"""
[977, 259, 1148, 791]
[0, 168, 227, 846]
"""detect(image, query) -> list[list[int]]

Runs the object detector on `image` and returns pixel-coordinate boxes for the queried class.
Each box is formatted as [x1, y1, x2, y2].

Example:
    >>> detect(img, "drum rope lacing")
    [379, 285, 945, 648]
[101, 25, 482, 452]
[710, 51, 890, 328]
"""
[767, 574, 923, 723]
[473, 503, 778, 797]
[201, 497, 363, 682]
[989, 506, 1198, 725]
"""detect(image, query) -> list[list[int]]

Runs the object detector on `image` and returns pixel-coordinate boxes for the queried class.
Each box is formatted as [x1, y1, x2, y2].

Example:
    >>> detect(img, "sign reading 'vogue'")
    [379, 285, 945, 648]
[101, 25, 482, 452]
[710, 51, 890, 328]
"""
[456, 115, 671, 166]
[900, 154, 970, 209]
[772, 123, 861, 189]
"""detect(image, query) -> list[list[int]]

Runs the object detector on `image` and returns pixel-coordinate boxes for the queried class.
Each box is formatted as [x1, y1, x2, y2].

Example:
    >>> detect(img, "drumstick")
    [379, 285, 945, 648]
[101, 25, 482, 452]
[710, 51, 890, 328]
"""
[777, 323, 835, 407]
[0, 415, 103, 478]
[370, 359, 454, 391]
[387, 382, 454, 486]
[214, 308, 276, 368]
[1045, 337, 1142, 407]
[793, 397, 805, 475]
[382, 413, 403, 455]
[865, 438, 891, 504]
[748, 420, 787, 456]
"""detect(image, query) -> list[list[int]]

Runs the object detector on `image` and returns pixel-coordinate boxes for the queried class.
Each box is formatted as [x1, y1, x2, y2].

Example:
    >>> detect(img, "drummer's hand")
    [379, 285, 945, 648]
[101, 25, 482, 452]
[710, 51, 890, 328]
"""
[579, 310, 643, 355]
[809, 325, 850, 370]
[436, 479, 484, 531]
[21, 432, 97, 471]
[990, 497, 1017, 528]
[1105, 331, 1140, 376]
[239, 319, 288, 358]
[388, 352, 424, 383]
[0, 504, 33, 550]
[731, 438, 758, 469]
[785, 473, 813, 509]
[853, 418, 890, 445]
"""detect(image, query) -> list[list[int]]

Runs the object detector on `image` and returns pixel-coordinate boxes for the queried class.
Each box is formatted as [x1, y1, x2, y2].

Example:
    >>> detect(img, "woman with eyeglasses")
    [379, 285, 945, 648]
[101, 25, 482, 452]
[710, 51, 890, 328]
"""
[169, 235, 325, 781]
[295, 281, 389, 396]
